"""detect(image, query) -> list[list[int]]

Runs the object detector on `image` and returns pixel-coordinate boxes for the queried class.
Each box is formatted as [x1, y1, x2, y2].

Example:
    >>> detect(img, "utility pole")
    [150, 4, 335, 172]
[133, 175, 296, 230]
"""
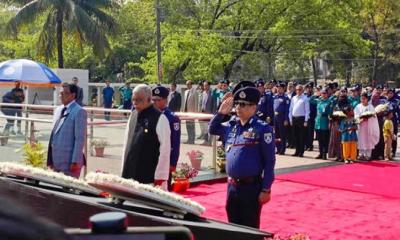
[156, 0, 162, 84]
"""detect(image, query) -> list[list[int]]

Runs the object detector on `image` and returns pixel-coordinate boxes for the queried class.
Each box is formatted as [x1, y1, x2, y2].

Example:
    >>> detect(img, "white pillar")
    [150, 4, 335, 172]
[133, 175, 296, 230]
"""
[96, 86, 101, 107]
[53, 87, 58, 106]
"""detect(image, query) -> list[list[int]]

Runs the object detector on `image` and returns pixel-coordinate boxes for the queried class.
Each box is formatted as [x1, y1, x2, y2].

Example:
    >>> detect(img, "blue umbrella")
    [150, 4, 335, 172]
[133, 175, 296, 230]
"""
[0, 59, 62, 87]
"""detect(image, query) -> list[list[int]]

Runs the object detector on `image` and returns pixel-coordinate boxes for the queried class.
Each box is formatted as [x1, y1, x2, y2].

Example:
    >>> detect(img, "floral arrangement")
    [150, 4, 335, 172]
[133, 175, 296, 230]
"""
[16, 142, 46, 168]
[172, 163, 198, 179]
[332, 111, 347, 118]
[360, 111, 376, 119]
[267, 233, 310, 240]
[90, 139, 109, 148]
[0, 162, 99, 194]
[186, 150, 204, 161]
[85, 172, 205, 215]
[375, 103, 389, 114]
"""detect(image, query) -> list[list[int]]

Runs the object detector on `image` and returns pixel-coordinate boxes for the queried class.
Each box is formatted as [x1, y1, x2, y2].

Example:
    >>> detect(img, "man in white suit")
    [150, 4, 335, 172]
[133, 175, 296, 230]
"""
[47, 83, 87, 178]
[183, 80, 198, 144]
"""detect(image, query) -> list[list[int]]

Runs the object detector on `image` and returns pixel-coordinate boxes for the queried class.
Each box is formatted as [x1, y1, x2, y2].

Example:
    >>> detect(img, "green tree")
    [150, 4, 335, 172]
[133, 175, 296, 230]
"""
[5, 0, 118, 68]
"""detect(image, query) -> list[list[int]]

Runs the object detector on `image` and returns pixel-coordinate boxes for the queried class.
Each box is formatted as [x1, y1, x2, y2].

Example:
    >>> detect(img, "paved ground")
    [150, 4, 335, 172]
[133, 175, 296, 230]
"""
[1, 112, 399, 178]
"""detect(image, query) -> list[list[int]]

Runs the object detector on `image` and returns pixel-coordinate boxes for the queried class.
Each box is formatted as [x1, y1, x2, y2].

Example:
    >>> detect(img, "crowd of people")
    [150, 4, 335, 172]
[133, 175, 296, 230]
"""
[2, 77, 399, 231]
[169, 79, 398, 162]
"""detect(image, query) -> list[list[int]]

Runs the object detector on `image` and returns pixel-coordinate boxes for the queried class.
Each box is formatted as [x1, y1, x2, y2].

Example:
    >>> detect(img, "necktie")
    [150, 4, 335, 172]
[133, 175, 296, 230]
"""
[53, 107, 67, 132]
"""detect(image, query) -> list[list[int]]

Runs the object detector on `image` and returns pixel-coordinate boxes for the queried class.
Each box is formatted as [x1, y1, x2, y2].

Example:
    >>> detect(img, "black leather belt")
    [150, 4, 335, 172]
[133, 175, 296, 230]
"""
[228, 176, 261, 185]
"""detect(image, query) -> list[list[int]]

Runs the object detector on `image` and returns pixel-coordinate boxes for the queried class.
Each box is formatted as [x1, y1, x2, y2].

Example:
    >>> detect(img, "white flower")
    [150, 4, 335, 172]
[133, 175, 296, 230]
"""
[85, 172, 205, 215]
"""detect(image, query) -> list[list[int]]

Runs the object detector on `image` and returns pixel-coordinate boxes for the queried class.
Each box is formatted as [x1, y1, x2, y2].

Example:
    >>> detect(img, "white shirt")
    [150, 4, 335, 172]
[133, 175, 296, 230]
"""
[201, 91, 209, 111]
[52, 100, 75, 133]
[289, 94, 310, 123]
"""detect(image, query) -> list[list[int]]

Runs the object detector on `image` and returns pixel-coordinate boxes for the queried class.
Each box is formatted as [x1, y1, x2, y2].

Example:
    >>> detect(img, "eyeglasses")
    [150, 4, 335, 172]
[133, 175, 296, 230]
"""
[235, 102, 255, 107]
[295, 88, 302, 91]
[132, 98, 145, 103]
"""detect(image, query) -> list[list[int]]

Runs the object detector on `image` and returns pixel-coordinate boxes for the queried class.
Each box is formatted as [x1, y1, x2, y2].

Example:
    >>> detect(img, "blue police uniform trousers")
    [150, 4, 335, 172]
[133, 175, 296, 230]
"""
[274, 116, 286, 154]
[226, 180, 262, 228]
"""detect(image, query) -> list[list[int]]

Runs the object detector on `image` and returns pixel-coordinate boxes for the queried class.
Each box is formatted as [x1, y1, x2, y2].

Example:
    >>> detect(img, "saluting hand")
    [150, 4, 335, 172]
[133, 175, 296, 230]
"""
[218, 94, 234, 115]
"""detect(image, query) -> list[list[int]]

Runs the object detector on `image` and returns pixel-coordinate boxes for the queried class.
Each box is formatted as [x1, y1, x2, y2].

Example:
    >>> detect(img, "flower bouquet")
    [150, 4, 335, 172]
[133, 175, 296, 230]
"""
[375, 103, 389, 116]
[186, 150, 204, 170]
[171, 163, 198, 193]
[331, 111, 347, 121]
[359, 111, 376, 119]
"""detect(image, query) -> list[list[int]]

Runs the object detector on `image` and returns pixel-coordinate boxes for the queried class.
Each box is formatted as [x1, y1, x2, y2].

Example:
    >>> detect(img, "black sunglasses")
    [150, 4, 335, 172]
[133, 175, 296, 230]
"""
[235, 102, 255, 107]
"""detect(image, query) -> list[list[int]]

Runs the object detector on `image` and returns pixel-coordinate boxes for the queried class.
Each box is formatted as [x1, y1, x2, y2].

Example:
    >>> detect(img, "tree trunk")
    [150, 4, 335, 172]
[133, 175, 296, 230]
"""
[311, 57, 318, 85]
[56, 10, 64, 68]
[345, 60, 352, 87]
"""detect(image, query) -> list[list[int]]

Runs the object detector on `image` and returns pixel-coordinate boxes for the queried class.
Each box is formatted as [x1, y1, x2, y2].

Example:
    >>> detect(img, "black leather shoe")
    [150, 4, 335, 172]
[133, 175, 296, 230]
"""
[291, 153, 298, 157]
[322, 154, 327, 160]
[298, 154, 304, 157]
[315, 154, 323, 159]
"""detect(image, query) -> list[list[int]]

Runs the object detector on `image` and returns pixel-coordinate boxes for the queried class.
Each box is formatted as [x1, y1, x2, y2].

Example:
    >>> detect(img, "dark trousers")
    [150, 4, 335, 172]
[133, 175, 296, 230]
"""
[292, 116, 306, 155]
[316, 129, 330, 155]
[393, 126, 398, 157]
[306, 119, 315, 149]
[104, 102, 112, 121]
[226, 181, 262, 228]
[186, 120, 195, 144]
[286, 125, 294, 147]
[274, 119, 286, 154]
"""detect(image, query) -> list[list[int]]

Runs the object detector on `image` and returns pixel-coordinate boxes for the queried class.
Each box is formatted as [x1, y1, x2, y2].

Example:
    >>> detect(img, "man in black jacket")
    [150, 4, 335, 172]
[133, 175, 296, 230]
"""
[168, 82, 181, 112]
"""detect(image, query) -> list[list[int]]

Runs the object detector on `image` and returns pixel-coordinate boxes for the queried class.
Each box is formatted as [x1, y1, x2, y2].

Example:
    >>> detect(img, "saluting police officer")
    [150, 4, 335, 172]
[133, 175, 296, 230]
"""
[152, 85, 181, 191]
[273, 82, 290, 155]
[209, 83, 276, 229]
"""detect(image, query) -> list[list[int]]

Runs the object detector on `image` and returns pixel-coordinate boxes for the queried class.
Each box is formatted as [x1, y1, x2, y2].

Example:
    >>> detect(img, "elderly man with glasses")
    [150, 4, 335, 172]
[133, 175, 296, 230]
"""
[209, 81, 276, 229]
[288, 85, 310, 157]
[121, 84, 171, 191]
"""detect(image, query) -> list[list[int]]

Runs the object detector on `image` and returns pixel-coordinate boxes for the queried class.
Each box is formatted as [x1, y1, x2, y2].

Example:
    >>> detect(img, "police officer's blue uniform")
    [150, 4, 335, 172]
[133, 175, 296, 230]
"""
[273, 86, 290, 154]
[255, 79, 274, 125]
[152, 86, 181, 190]
[209, 85, 276, 228]
[257, 91, 275, 126]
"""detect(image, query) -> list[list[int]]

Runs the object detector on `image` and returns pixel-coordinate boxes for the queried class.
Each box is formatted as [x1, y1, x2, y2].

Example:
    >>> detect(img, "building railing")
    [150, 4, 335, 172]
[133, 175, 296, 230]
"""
[0, 103, 216, 176]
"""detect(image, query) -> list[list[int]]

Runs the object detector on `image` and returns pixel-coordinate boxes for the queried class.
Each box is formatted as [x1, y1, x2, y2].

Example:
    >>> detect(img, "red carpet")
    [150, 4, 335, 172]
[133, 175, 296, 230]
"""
[277, 161, 400, 199]
[182, 161, 400, 239]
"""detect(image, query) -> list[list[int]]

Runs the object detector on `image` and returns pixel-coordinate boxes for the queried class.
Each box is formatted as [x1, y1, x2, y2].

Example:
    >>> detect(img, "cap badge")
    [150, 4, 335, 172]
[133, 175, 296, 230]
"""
[155, 89, 160, 94]
[239, 91, 246, 99]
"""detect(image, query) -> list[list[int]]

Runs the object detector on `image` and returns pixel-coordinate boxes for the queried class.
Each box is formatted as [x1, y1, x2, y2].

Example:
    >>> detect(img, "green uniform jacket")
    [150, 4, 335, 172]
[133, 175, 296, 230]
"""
[349, 96, 360, 109]
[310, 96, 333, 130]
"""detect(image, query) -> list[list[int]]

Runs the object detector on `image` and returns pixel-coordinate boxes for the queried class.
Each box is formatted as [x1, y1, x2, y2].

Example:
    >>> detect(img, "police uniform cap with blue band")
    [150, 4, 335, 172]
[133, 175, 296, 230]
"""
[232, 81, 255, 95]
[233, 86, 260, 104]
[255, 79, 265, 88]
[219, 79, 230, 85]
[152, 85, 169, 98]
[277, 81, 286, 88]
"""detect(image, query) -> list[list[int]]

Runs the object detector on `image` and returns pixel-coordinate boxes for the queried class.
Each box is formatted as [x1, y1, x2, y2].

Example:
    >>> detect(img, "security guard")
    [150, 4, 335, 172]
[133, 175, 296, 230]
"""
[273, 82, 290, 154]
[152, 85, 181, 190]
[305, 82, 316, 151]
[255, 79, 274, 125]
[209, 84, 276, 229]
